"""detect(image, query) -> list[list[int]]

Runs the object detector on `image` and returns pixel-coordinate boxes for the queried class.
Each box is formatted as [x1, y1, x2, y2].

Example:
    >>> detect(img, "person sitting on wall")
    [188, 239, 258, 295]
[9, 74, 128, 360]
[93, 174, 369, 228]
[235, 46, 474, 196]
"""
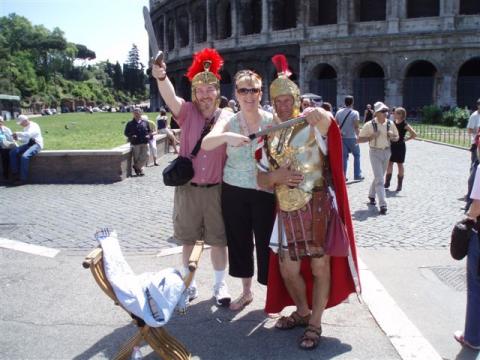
[9, 114, 44, 186]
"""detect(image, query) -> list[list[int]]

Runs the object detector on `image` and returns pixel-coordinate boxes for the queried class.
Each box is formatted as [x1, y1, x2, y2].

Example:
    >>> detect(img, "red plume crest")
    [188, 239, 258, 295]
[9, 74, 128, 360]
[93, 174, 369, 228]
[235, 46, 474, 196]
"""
[186, 48, 223, 81]
[271, 54, 292, 78]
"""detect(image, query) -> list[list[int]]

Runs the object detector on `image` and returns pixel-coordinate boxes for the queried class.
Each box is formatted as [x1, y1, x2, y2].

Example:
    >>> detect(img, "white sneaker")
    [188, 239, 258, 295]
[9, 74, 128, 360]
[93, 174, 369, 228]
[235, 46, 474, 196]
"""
[187, 286, 198, 302]
[213, 282, 231, 307]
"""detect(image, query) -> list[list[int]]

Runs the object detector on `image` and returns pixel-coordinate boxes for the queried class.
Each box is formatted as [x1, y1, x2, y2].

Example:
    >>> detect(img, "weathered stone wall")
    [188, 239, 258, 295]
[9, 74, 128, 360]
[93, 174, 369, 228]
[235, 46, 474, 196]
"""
[148, 0, 480, 112]
[0, 135, 172, 184]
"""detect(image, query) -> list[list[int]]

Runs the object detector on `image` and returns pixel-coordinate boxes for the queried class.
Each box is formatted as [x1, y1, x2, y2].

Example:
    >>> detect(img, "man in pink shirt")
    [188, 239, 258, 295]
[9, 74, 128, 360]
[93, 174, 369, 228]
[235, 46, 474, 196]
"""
[152, 48, 231, 306]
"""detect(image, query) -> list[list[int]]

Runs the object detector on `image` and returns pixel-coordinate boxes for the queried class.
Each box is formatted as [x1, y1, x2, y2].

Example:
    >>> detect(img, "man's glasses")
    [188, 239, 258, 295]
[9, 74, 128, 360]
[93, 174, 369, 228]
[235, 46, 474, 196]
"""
[236, 88, 261, 95]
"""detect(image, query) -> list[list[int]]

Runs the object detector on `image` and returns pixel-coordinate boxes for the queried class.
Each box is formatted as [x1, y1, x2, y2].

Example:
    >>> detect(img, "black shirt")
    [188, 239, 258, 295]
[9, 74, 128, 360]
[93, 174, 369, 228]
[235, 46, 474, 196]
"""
[124, 119, 151, 145]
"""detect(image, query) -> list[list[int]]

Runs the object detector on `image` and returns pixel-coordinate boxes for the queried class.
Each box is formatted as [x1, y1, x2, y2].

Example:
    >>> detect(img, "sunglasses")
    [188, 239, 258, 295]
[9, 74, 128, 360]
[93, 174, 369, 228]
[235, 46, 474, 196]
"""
[380, 109, 389, 113]
[236, 88, 261, 95]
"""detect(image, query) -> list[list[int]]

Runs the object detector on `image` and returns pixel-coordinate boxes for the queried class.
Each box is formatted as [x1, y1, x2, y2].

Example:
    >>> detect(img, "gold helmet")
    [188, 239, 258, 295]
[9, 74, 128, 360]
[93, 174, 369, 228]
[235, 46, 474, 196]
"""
[269, 54, 300, 117]
[186, 48, 224, 102]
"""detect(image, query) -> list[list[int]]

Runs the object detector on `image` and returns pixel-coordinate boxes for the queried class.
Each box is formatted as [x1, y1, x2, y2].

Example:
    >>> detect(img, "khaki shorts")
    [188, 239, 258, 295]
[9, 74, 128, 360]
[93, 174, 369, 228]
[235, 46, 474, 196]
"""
[173, 183, 227, 246]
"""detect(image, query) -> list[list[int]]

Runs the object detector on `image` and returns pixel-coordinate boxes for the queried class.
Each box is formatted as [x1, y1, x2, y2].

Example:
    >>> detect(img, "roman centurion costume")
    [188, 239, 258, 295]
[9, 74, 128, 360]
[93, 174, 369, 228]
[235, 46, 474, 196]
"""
[263, 54, 361, 313]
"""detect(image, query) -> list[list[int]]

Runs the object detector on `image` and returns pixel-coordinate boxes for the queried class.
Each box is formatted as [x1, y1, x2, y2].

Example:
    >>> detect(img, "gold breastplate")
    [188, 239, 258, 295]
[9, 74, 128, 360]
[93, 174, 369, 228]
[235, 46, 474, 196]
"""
[268, 122, 325, 211]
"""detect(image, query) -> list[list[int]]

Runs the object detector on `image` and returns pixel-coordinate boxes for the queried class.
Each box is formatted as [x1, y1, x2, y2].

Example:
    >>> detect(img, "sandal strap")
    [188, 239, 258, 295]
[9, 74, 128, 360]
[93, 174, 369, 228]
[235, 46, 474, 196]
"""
[304, 324, 322, 337]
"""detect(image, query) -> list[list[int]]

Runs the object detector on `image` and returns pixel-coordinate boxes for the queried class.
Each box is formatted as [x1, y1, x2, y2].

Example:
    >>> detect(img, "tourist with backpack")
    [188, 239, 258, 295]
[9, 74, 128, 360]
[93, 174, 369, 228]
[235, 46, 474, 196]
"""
[358, 102, 399, 215]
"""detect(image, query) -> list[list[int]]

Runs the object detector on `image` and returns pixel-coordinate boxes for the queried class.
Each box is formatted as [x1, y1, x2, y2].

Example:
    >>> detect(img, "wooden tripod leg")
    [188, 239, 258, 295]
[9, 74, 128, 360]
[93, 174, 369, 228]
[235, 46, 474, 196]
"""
[112, 330, 143, 360]
[143, 326, 191, 360]
[184, 240, 204, 288]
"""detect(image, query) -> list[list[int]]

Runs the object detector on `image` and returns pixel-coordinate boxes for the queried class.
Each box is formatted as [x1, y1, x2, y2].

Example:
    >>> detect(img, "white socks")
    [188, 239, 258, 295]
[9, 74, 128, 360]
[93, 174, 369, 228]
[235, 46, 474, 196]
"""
[214, 269, 227, 287]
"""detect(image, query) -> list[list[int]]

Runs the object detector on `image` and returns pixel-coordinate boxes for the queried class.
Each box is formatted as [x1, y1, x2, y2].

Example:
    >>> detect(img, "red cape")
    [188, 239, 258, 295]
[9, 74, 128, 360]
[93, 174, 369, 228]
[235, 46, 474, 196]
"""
[264, 119, 360, 313]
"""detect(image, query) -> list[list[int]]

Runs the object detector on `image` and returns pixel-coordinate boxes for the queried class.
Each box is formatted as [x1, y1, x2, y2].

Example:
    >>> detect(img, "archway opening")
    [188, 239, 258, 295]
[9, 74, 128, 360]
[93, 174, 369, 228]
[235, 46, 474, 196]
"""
[167, 18, 175, 51]
[241, 0, 262, 35]
[272, 0, 297, 30]
[407, 0, 439, 18]
[194, 4, 207, 43]
[457, 58, 480, 109]
[309, 0, 337, 25]
[403, 60, 437, 113]
[215, 0, 232, 39]
[177, 12, 189, 47]
[220, 70, 233, 99]
[354, 62, 385, 112]
[460, 0, 480, 15]
[356, 0, 386, 21]
[309, 64, 337, 108]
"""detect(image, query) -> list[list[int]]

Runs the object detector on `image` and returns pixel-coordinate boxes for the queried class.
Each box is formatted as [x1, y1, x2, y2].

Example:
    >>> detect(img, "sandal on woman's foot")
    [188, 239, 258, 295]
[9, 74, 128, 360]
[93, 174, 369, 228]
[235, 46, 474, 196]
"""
[275, 311, 311, 330]
[298, 324, 322, 350]
[229, 293, 253, 311]
[454, 331, 480, 350]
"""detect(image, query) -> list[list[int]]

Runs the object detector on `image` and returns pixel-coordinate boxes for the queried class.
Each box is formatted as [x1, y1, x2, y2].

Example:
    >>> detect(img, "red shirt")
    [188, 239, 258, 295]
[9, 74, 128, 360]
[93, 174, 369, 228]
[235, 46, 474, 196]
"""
[177, 102, 226, 184]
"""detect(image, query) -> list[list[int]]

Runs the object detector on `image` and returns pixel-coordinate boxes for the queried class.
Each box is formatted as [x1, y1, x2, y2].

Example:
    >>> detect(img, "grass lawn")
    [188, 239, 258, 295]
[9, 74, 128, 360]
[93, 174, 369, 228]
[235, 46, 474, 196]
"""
[6, 112, 162, 150]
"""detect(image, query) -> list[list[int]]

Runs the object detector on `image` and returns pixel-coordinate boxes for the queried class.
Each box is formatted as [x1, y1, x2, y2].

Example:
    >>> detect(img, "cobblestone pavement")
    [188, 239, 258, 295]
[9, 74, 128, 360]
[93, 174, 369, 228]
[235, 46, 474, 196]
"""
[0, 139, 469, 253]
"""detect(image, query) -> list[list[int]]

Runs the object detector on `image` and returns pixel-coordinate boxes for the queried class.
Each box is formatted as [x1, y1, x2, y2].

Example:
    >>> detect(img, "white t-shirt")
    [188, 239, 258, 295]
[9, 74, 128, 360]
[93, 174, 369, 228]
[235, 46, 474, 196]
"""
[471, 164, 480, 200]
[467, 110, 480, 144]
[16, 121, 44, 149]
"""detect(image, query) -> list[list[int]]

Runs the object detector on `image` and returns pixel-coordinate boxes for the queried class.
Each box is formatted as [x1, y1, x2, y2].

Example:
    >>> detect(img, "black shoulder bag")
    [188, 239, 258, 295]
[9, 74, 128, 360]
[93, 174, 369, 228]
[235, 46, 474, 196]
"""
[162, 121, 213, 186]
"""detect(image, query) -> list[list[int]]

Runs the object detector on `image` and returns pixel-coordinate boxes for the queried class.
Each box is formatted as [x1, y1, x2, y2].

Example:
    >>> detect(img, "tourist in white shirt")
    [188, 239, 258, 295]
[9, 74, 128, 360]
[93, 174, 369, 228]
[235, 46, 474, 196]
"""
[10, 114, 43, 185]
[467, 99, 480, 165]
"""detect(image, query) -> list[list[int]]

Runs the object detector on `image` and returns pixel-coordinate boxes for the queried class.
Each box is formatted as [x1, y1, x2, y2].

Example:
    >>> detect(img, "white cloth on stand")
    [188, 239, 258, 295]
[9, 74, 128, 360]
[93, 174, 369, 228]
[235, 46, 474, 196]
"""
[95, 229, 187, 327]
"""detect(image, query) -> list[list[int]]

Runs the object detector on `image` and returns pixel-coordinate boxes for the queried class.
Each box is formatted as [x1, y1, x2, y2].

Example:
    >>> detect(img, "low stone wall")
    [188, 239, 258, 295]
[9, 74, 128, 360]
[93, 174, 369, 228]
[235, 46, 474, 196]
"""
[0, 133, 174, 184]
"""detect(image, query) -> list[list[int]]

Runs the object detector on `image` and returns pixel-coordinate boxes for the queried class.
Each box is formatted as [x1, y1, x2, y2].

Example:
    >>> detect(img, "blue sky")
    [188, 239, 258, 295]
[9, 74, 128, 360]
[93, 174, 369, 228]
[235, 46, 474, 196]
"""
[1, 0, 150, 65]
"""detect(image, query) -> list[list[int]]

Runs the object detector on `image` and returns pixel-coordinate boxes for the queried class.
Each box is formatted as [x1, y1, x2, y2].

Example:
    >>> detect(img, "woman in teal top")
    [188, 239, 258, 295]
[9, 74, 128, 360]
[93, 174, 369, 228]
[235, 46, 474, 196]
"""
[202, 70, 276, 311]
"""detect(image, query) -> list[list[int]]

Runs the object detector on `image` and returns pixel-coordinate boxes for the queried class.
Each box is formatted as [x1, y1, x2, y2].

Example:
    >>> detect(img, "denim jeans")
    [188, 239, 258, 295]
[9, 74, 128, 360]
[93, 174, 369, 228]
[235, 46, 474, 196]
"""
[342, 138, 362, 179]
[9, 143, 41, 181]
[464, 231, 480, 347]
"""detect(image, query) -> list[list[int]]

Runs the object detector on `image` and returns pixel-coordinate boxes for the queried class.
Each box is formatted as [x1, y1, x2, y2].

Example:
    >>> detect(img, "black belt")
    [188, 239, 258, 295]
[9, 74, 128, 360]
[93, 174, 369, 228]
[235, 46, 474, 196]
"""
[190, 182, 219, 188]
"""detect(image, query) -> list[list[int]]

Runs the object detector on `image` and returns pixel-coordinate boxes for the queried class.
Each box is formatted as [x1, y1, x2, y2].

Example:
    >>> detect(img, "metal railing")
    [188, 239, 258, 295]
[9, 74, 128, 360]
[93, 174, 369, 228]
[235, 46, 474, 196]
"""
[413, 123, 470, 149]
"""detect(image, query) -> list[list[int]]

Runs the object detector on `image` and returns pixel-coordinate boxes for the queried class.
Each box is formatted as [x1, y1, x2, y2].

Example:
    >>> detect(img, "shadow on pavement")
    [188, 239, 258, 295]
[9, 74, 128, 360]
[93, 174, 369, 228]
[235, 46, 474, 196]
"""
[454, 347, 480, 360]
[72, 324, 137, 360]
[352, 208, 379, 221]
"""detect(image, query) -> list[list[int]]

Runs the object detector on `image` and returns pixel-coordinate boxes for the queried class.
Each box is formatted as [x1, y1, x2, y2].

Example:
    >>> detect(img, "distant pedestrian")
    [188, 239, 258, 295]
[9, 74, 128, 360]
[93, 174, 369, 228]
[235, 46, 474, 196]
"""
[358, 101, 399, 215]
[321, 102, 332, 112]
[384, 107, 417, 192]
[300, 97, 312, 111]
[9, 114, 43, 185]
[335, 95, 364, 181]
[124, 107, 151, 176]
[363, 104, 374, 123]
[0, 116, 16, 180]
[465, 98, 480, 211]
[156, 109, 179, 154]
[142, 115, 159, 166]
[228, 99, 238, 113]
[454, 166, 480, 351]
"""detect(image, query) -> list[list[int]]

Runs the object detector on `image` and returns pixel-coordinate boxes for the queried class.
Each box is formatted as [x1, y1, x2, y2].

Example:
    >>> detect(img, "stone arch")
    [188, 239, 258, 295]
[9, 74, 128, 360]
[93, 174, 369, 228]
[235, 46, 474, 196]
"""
[193, 3, 207, 43]
[177, 10, 189, 48]
[220, 69, 234, 99]
[215, 0, 232, 40]
[353, 61, 385, 112]
[309, 63, 338, 108]
[457, 57, 480, 109]
[309, 0, 337, 25]
[460, 0, 480, 15]
[403, 60, 438, 113]
[167, 17, 175, 51]
[355, 0, 386, 21]
[240, 0, 262, 35]
[407, 0, 439, 18]
[272, 0, 297, 30]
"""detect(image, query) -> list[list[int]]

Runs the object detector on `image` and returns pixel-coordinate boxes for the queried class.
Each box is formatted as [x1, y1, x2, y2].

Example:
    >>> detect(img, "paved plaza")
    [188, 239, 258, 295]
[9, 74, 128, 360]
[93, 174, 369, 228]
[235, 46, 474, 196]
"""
[1, 139, 477, 360]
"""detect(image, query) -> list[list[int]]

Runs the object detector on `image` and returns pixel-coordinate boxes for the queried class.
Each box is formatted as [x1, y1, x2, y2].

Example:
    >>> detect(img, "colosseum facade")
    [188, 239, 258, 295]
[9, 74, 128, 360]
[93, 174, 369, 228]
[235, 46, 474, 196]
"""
[148, 0, 480, 114]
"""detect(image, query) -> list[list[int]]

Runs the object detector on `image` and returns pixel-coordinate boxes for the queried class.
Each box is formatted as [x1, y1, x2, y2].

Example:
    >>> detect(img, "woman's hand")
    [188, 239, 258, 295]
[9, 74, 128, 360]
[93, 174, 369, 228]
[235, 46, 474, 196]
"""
[226, 133, 250, 147]
[273, 166, 303, 187]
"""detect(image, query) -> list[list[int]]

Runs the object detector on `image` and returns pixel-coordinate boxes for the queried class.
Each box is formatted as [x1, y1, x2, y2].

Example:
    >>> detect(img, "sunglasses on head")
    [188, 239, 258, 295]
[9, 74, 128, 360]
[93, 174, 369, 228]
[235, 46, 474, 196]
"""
[236, 88, 261, 95]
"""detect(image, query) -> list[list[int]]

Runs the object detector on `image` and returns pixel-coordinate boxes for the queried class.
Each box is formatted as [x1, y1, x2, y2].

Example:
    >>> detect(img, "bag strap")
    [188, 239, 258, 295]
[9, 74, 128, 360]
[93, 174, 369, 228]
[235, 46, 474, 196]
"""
[189, 109, 220, 158]
[339, 109, 352, 130]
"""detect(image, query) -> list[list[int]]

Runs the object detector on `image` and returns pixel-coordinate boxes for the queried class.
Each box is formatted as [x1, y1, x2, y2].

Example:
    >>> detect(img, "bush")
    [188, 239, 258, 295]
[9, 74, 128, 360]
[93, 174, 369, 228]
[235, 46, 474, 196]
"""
[454, 107, 471, 128]
[421, 105, 443, 124]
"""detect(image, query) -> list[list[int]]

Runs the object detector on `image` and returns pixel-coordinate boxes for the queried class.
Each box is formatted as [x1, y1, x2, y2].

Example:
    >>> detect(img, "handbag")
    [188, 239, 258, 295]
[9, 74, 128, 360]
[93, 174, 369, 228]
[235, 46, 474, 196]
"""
[162, 117, 215, 186]
[450, 218, 475, 260]
[324, 196, 350, 257]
